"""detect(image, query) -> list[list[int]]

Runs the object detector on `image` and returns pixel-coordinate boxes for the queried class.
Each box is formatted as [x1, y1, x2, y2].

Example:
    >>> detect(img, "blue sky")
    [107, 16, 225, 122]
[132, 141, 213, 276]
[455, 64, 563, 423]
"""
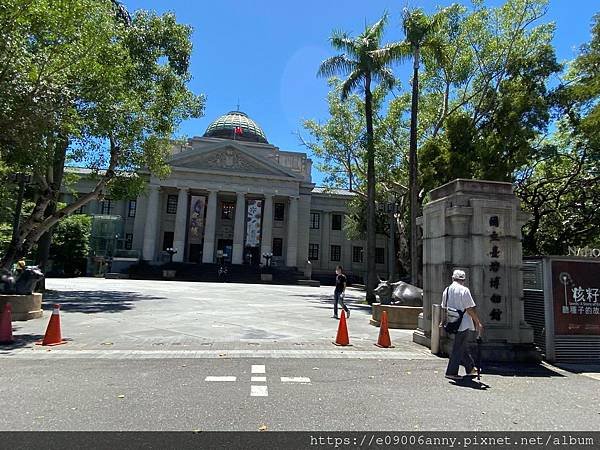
[125, 0, 598, 185]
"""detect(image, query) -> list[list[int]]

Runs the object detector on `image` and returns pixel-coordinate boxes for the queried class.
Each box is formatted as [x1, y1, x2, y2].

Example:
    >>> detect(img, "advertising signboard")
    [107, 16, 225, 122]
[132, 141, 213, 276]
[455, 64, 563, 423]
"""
[552, 260, 600, 335]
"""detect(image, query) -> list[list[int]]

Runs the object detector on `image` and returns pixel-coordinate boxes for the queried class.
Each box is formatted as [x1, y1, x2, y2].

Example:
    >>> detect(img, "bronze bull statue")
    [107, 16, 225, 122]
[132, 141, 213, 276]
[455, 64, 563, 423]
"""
[374, 278, 423, 307]
[0, 266, 44, 295]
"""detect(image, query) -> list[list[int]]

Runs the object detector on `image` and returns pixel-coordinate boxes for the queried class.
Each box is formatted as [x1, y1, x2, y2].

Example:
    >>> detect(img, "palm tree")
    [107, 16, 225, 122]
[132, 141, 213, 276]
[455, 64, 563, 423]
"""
[318, 14, 396, 303]
[372, 8, 440, 286]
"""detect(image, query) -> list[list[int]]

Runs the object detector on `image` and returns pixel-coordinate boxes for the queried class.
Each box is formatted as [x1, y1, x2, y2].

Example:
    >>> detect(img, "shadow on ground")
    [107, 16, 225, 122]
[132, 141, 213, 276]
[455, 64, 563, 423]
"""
[42, 290, 165, 314]
[0, 333, 44, 352]
[449, 378, 492, 390]
[479, 363, 565, 378]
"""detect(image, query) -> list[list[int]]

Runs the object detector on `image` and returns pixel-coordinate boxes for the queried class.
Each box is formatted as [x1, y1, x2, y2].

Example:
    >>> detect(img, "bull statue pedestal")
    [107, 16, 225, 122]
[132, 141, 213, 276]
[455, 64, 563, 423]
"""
[370, 304, 422, 329]
[370, 279, 423, 329]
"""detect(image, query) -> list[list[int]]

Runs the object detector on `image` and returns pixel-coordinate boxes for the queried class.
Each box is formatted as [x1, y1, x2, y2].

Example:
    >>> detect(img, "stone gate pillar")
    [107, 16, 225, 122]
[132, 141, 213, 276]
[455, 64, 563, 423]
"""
[413, 179, 537, 362]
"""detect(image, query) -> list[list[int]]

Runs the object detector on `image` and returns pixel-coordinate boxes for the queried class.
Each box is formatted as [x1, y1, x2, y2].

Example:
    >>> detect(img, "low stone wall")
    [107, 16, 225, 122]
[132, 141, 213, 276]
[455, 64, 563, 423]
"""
[370, 303, 422, 329]
[0, 293, 43, 321]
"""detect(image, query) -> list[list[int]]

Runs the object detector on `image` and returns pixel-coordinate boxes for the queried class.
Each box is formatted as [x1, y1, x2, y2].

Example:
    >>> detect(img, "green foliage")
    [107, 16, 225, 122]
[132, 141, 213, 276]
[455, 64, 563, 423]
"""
[0, 223, 12, 256]
[0, 0, 204, 266]
[517, 13, 600, 255]
[49, 214, 91, 275]
[310, 0, 597, 263]
[558, 13, 600, 157]
[107, 174, 147, 201]
[416, 0, 561, 192]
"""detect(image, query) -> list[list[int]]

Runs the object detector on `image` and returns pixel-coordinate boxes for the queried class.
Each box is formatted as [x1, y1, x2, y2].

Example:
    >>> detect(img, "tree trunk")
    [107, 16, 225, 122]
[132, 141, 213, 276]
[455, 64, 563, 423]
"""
[364, 75, 377, 303]
[0, 138, 119, 271]
[2, 173, 28, 270]
[409, 46, 421, 287]
[37, 137, 68, 289]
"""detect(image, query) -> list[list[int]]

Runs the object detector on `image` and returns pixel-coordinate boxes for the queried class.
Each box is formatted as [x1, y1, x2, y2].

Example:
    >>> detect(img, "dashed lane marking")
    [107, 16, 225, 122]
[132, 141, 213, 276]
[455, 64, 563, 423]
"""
[251, 364, 266, 374]
[280, 377, 311, 383]
[251, 385, 268, 397]
[205, 376, 236, 382]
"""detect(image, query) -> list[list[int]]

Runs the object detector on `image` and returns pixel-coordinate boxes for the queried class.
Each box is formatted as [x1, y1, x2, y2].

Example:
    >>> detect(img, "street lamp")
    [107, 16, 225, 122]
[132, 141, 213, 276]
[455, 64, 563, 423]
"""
[166, 247, 178, 264]
[262, 252, 273, 268]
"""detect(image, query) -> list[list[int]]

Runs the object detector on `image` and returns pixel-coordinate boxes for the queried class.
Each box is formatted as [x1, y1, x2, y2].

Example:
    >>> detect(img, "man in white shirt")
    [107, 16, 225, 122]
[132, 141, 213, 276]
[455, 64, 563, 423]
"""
[441, 269, 484, 381]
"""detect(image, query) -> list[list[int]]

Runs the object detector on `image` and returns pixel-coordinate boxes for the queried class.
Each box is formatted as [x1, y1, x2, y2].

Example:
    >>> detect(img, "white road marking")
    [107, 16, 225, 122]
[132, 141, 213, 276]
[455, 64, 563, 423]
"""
[251, 385, 268, 397]
[281, 377, 311, 383]
[251, 364, 266, 374]
[205, 376, 236, 382]
[251, 376, 266, 382]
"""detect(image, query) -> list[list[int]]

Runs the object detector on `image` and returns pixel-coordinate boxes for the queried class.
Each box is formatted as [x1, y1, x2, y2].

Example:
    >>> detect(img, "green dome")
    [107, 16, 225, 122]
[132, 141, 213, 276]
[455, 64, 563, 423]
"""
[203, 110, 268, 143]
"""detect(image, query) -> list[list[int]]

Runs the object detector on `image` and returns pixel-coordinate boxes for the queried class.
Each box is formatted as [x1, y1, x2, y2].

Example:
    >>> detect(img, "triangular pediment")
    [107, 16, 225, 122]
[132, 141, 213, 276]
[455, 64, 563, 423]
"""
[170, 143, 298, 179]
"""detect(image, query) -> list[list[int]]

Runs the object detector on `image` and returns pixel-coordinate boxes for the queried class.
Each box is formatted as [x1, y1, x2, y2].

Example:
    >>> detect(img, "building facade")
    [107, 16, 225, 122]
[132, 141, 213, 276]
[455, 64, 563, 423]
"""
[63, 111, 393, 280]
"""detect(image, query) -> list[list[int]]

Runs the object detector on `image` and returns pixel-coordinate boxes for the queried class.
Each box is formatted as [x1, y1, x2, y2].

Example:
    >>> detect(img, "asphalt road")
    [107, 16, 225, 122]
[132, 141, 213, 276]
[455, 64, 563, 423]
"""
[1, 358, 600, 431]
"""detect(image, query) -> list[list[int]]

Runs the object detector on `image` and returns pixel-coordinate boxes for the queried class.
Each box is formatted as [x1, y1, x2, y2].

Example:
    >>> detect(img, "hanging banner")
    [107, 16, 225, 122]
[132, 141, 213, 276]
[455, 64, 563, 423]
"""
[245, 199, 263, 248]
[188, 195, 206, 244]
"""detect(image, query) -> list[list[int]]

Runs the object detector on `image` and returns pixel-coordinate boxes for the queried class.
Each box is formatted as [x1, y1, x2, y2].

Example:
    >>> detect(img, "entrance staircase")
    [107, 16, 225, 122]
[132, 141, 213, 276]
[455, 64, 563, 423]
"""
[127, 262, 304, 284]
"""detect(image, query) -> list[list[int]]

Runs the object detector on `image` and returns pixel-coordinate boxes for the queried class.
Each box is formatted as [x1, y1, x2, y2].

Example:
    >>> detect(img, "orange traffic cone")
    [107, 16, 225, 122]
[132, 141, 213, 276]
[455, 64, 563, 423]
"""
[375, 310, 394, 348]
[37, 304, 66, 346]
[333, 310, 351, 346]
[0, 303, 14, 344]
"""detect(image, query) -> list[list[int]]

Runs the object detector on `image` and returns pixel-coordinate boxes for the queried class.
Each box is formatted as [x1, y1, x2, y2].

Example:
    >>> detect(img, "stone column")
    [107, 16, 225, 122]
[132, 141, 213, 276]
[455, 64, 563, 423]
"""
[414, 179, 535, 362]
[286, 196, 299, 267]
[201, 190, 218, 263]
[296, 193, 311, 265]
[172, 188, 189, 262]
[142, 185, 160, 261]
[232, 192, 246, 264]
[131, 193, 148, 253]
[260, 194, 274, 258]
[320, 211, 331, 271]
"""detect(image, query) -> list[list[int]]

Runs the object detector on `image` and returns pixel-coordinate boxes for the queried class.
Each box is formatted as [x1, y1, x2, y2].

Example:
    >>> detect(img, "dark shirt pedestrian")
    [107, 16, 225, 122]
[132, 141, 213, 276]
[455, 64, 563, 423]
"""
[335, 273, 346, 293]
[333, 265, 349, 319]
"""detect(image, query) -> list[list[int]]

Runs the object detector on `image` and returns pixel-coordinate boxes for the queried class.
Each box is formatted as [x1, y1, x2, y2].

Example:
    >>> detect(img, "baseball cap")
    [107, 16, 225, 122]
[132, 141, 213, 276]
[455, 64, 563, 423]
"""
[452, 269, 466, 280]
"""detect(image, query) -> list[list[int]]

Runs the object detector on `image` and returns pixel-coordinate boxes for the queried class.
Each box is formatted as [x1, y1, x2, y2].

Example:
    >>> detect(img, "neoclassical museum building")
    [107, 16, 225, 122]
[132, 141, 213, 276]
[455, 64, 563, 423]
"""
[65, 110, 393, 280]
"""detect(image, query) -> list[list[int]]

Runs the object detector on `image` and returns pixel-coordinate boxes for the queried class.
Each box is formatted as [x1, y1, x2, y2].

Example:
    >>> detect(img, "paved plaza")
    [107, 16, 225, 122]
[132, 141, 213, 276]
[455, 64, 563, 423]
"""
[4, 278, 430, 357]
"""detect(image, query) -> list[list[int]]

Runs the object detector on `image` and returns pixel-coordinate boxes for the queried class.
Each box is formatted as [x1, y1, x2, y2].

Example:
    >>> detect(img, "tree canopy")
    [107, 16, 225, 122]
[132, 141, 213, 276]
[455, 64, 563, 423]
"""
[307, 0, 599, 271]
[0, 0, 204, 268]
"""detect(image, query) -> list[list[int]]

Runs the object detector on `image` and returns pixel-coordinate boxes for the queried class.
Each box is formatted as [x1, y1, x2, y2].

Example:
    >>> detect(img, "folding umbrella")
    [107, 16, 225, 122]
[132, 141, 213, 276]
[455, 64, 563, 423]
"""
[476, 330, 483, 381]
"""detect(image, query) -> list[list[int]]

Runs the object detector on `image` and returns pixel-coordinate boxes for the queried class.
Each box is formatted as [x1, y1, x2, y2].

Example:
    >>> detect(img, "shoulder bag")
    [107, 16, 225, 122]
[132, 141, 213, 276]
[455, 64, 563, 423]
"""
[442, 288, 464, 334]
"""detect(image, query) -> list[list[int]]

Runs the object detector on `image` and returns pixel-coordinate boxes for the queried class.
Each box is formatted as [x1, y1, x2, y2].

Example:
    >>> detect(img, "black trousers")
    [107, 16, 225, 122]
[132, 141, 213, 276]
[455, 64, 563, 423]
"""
[446, 330, 475, 376]
[333, 291, 349, 317]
